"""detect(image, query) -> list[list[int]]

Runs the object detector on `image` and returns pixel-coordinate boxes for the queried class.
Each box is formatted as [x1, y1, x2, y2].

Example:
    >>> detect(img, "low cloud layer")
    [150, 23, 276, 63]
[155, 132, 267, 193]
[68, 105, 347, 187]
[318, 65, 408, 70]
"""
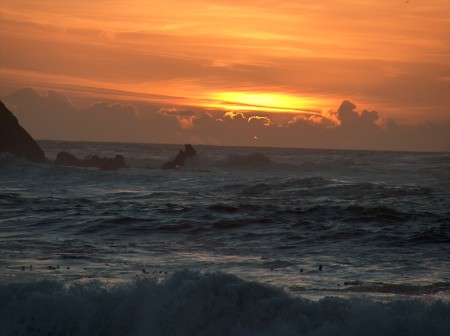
[2, 88, 449, 152]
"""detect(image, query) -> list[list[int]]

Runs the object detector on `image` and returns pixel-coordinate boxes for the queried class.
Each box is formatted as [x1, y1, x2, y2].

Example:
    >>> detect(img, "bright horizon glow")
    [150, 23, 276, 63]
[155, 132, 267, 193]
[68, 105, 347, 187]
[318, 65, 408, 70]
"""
[208, 92, 323, 114]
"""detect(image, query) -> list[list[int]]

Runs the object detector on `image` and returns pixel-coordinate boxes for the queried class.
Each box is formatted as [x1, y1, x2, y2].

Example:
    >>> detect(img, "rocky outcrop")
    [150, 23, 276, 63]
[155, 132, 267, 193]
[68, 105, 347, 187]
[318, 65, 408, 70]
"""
[0, 101, 47, 163]
[162, 144, 197, 169]
[83, 154, 127, 171]
[54, 151, 80, 166]
[54, 151, 127, 171]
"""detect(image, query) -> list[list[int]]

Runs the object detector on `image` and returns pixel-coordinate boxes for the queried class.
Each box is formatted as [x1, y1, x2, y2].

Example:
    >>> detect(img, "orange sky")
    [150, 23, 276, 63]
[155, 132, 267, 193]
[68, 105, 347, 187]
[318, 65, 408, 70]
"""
[1, 0, 450, 125]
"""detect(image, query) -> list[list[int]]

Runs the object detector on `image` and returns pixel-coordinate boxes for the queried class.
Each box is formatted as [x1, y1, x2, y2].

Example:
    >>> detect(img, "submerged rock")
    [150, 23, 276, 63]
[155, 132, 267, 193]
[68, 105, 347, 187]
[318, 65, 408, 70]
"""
[162, 144, 197, 169]
[54, 151, 127, 171]
[0, 101, 47, 163]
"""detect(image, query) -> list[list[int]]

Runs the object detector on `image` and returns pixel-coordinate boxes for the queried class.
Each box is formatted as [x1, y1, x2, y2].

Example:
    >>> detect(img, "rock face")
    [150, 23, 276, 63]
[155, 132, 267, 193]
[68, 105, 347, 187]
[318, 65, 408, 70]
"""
[54, 151, 127, 171]
[162, 144, 197, 169]
[0, 101, 47, 163]
[54, 151, 80, 166]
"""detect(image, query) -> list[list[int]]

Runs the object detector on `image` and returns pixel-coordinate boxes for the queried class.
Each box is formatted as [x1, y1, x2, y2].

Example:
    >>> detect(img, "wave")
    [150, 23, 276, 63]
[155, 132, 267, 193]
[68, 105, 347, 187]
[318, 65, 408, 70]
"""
[179, 151, 274, 171]
[222, 152, 272, 167]
[0, 152, 36, 171]
[1, 271, 449, 336]
[342, 204, 412, 223]
[409, 223, 450, 244]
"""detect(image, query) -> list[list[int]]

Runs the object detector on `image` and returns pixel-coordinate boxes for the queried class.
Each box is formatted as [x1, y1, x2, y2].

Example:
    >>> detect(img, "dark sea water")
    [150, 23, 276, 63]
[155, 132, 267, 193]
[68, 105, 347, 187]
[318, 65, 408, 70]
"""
[1, 141, 450, 335]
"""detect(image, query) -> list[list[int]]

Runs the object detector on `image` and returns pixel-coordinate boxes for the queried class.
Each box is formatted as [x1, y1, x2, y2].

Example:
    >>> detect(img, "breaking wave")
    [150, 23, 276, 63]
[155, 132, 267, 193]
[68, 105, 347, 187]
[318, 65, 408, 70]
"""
[1, 271, 449, 336]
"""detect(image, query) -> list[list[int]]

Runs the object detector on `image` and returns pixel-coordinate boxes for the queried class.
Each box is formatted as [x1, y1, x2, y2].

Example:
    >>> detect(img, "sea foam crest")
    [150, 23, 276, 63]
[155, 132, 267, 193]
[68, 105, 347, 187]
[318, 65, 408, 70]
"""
[1, 271, 449, 336]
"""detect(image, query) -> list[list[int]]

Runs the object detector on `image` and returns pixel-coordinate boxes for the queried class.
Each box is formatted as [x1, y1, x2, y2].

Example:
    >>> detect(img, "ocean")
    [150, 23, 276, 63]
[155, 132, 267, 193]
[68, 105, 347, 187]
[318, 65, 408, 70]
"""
[1, 140, 449, 335]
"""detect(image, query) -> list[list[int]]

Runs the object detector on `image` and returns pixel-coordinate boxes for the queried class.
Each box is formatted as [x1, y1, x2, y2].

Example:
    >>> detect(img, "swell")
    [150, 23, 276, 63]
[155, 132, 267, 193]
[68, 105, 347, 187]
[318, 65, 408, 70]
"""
[1, 154, 448, 247]
[2, 192, 448, 246]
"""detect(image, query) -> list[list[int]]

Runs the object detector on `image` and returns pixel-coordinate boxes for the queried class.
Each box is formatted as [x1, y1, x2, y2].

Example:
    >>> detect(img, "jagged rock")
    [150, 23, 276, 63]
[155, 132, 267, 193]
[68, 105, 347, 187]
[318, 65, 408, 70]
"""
[83, 154, 128, 171]
[0, 101, 47, 163]
[162, 144, 197, 169]
[54, 151, 128, 171]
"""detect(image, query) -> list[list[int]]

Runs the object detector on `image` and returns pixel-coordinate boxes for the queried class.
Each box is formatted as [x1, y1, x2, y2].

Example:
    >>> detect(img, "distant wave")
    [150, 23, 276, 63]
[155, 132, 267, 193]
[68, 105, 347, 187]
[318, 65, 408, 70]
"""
[1, 271, 449, 336]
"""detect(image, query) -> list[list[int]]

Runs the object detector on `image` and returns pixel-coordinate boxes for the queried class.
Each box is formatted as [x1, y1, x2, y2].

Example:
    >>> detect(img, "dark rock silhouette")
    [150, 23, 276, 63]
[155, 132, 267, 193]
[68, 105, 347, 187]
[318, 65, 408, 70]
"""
[83, 154, 127, 171]
[54, 151, 127, 171]
[0, 101, 47, 163]
[162, 144, 197, 169]
[54, 151, 81, 166]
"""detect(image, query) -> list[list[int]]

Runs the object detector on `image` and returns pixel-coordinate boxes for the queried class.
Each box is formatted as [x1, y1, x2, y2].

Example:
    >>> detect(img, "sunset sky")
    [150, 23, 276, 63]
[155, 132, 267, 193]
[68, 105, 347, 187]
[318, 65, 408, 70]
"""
[1, 0, 449, 150]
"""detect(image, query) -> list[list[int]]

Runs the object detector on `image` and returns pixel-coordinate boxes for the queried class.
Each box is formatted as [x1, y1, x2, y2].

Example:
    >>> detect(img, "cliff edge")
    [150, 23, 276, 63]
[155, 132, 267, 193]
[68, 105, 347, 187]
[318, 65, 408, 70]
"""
[0, 101, 47, 163]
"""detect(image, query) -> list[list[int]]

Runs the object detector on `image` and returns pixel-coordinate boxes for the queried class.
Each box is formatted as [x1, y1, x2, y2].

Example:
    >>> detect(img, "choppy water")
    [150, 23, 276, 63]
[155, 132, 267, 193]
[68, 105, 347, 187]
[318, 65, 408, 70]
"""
[1, 141, 450, 335]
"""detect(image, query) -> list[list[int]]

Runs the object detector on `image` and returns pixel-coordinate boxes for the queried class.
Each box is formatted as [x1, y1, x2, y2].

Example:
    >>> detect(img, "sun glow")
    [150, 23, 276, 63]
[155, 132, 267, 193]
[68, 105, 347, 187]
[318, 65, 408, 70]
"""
[208, 92, 321, 114]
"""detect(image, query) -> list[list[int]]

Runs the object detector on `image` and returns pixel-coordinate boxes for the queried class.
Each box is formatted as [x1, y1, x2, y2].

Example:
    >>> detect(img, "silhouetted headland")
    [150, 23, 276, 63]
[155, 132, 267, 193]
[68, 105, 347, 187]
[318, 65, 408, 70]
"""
[0, 101, 47, 163]
[162, 144, 197, 169]
[54, 151, 127, 171]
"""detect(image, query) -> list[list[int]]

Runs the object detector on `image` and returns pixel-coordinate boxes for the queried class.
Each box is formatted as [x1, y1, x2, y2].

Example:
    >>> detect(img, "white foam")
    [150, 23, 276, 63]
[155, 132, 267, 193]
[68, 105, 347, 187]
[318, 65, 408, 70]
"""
[1, 271, 449, 336]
